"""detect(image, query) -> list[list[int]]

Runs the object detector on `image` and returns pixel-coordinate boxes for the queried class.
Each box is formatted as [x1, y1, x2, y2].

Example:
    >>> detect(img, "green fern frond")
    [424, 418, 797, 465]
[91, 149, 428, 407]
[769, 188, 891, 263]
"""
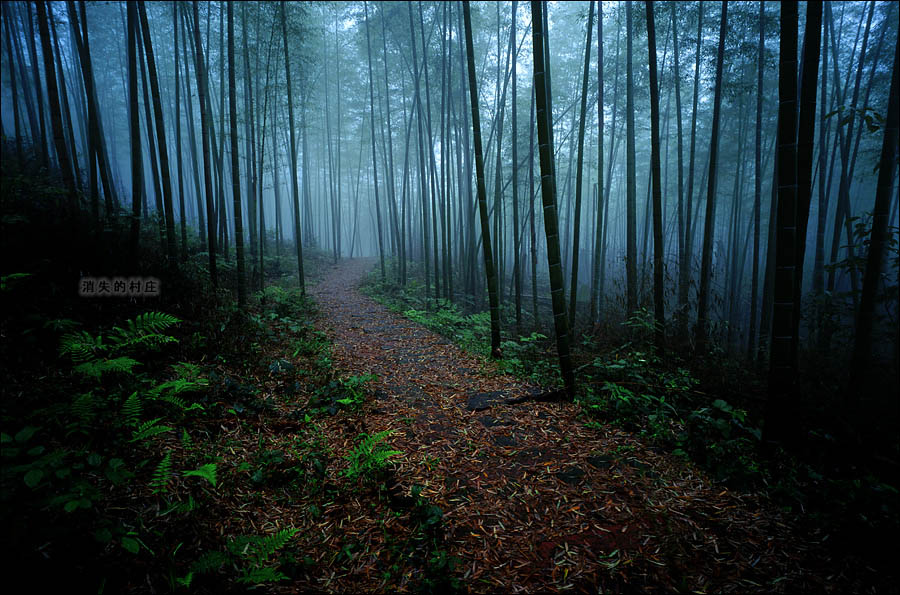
[74, 356, 140, 379]
[121, 312, 180, 336]
[109, 312, 180, 352]
[236, 567, 288, 584]
[172, 361, 202, 381]
[121, 392, 142, 427]
[60, 330, 104, 363]
[150, 451, 173, 494]
[190, 551, 229, 575]
[130, 418, 173, 442]
[44, 318, 81, 333]
[71, 392, 95, 424]
[258, 527, 299, 560]
[112, 332, 179, 353]
[343, 430, 402, 480]
[162, 396, 205, 414]
[183, 463, 217, 487]
[150, 378, 208, 398]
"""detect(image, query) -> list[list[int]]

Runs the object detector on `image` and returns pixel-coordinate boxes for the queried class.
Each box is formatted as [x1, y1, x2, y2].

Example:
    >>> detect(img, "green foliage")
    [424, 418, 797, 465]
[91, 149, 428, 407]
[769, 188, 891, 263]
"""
[335, 374, 378, 408]
[130, 418, 173, 443]
[190, 528, 299, 585]
[151, 452, 174, 494]
[121, 392, 142, 427]
[183, 463, 218, 488]
[343, 430, 402, 482]
[60, 312, 180, 369]
[679, 399, 762, 484]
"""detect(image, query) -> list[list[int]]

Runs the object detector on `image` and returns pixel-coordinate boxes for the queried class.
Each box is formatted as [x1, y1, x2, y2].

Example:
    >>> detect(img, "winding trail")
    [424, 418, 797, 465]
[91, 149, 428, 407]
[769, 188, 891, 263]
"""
[307, 259, 833, 593]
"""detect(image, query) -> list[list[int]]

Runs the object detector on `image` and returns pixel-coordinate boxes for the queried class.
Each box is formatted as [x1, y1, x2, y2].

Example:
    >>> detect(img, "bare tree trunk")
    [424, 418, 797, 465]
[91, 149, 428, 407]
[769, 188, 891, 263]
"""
[696, 1, 728, 349]
[280, 1, 305, 291]
[765, 0, 799, 444]
[463, 0, 502, 358]
[227, 2, 246, 305]
[138, 2, 177, 265]
[646, 0, 665, 349]
[35, 1, 75, 209]
[531, 0, 575, 396]
[568, 0, 594, 333]
[191, 0, 217, 288]
[850, 32, 899, 390]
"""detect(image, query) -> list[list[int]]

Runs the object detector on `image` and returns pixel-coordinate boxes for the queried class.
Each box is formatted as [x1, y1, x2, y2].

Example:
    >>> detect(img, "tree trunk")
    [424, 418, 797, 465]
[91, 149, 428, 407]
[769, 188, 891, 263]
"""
[849, 32, 899, 391]
[589, 0, 604, 327]
[531, 0, 575, 397]
[227, 2, 246, 306]
[749, 0, 765, 357]
[463, 0, 502, 358]
[765, 0, 799, 444]
[695, 1, 728, 349]
[568, 1, 594, 334]
[791, 1, 822, 358]
[127, 1, 143, 261]
[646, 0, 665, 350]
[280, 1, 305, 292]
[679, 2, 704, 337]
[625, 2, 637, 316]
[35, 1, 76, 209]
[191, 0, 217, 288]
[138, 2, 177, 266]
[364, 2, 387, 279]
[173, 1, 187, 258]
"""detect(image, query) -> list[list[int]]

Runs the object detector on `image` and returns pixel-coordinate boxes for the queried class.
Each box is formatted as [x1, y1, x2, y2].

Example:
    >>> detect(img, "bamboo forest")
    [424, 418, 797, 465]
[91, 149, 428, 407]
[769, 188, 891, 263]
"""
[1, 0, 898, 592]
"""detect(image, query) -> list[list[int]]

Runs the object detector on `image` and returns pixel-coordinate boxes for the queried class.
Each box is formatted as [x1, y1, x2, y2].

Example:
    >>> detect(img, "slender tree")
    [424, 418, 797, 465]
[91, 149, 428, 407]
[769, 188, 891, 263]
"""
[679, 2, 704, 337]
[696, 1, 728, 349]
[191, 0, 217, 288]
[766, 0, 799, 443]
[138, 2, 177, 265]
[646, 0, 665, 349]
[568, 1, 594, 332]
[624, 2, 637, 315]
[749, 0, 765, 357]
[589, 0, 604, 326]
[850, 32, 899, 391]
[281, 0, 305, 293]
[531, 0, 575, 397]
[35, 1, 76, 209]
[174, 1, 187, 259]
[127, 1, 143, 260]
[364, 1, 386, 279]
[791, 1, 823, 358]
[463, 0, 502, 358]
[227, 2, 246, 306]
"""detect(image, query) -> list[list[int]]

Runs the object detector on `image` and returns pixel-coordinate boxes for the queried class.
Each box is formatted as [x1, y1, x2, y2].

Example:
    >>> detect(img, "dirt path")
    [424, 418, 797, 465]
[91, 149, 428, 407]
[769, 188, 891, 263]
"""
[308, 259, 833, 593]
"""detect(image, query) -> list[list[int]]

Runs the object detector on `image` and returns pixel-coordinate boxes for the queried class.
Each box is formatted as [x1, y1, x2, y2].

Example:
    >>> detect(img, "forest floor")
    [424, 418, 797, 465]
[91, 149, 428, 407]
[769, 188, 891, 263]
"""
[275, 258, 859, 593]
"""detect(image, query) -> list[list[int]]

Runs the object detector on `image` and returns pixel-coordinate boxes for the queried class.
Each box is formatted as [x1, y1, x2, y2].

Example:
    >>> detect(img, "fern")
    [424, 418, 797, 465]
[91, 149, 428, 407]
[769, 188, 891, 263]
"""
[343, 430, 402, 480]
[190, 550, 230, 575]
[172, 361, 202, 381]
[183, 463, 217, 487]
[121, 392, 142, 427]
[115, 312, 180, 338]
[73, 356, 139, 379]
[236, 567, 288, 584]
[44, 318, 81, 333]
[60, 330, 105, 362]
[130, 418, 173, 442]
[109, 313, 180, 352]
[150, 452, 173, 494]
[149, 377, 208, 397]
[70, 392, 95, 425]
[229, 527, 299, 569]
